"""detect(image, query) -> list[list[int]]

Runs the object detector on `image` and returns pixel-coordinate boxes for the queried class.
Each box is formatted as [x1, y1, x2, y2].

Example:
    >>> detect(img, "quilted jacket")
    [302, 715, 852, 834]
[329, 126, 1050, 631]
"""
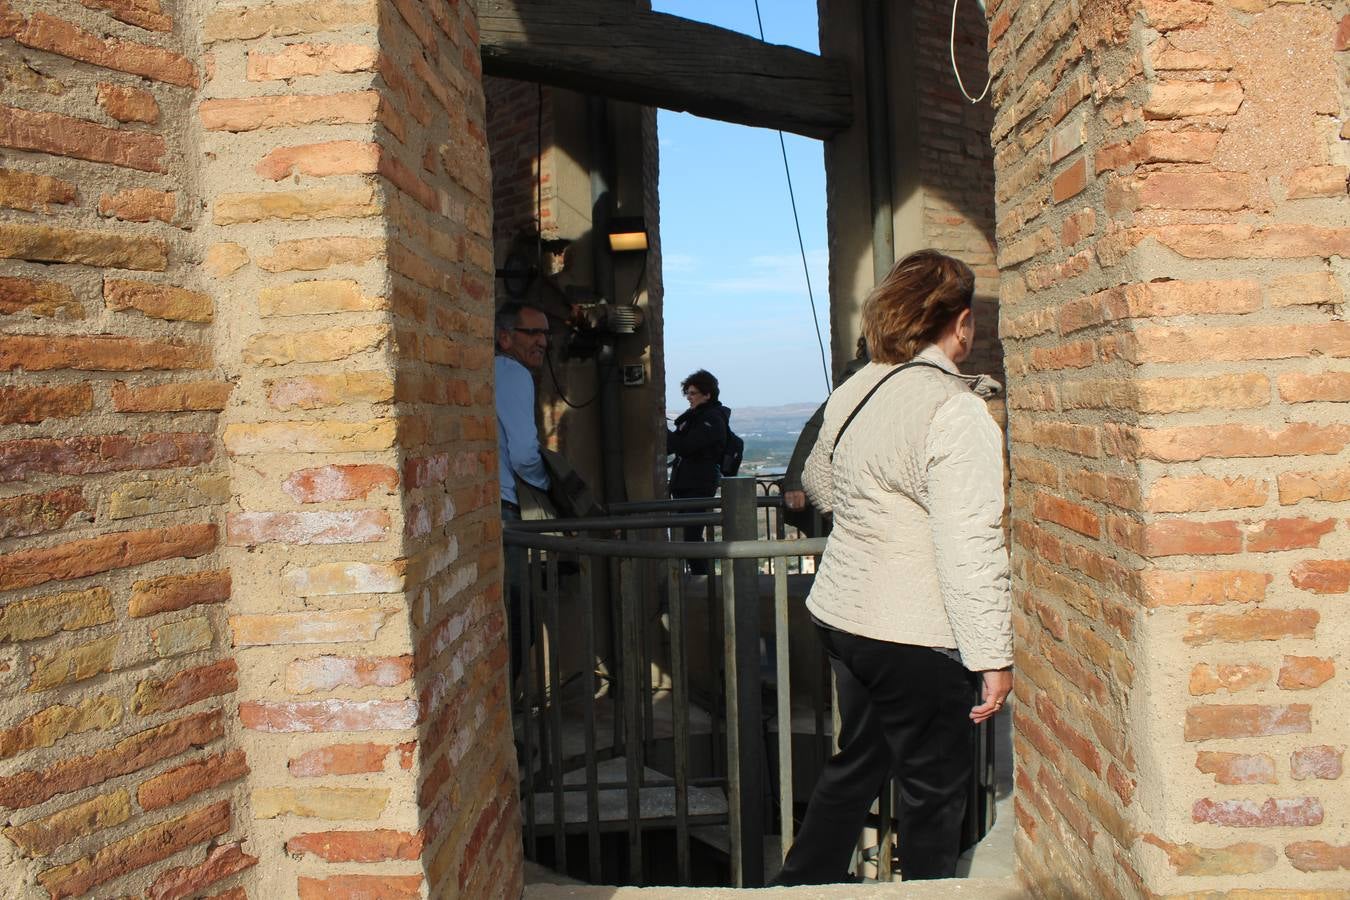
[802, 344, 1013, 671]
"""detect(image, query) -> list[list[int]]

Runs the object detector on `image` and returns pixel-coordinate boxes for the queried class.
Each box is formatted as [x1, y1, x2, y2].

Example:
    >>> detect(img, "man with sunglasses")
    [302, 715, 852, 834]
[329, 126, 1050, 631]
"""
[495, 302, 551, 681]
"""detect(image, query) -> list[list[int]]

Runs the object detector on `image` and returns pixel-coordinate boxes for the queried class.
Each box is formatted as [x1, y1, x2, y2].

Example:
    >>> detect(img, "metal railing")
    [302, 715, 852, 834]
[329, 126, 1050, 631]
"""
[502, 476, 995, 887]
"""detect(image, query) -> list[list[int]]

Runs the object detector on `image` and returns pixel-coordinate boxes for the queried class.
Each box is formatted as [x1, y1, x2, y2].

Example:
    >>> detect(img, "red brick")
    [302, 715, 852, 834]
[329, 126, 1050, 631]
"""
[0, 275, 82, 318]
[0, 433, 213, 485]
[1, 222, 166, 269]
[256, 140, 380, 180]
[96, 82, 159, 123]
[133, 659, 238, 715]
[1185, 609, 1318, 645]
[0, 104, 165, 173]
[226, 509, 390, 545]
[289, 742, 390, 776]
[0, 166, 76, 212]
[129, 570, 231, 617]
[1291, 746, 1342, 781]
[1034, 492, 1100, 537]
[1147, 476, 1267, 513]
[1285, 841, 1350, 872]
[112, 380, 233, 412]
[247, 43, 379, 80]
[0, 384, 93, 425]
[1189, 664, 1270, 696]
[78, 0, 173, 31]
[1279, 467, 1350, 504]
[146, 842, 257, 900]
[1148, 223, 1350, 260]
[1141, 834, 1278, 877]
[1029, 340, 1095, 371]
[1196, 751, 1276, 785]
[0, 334, 207, 371]
[1034, 693, 1101, 775]
[1279, 372, 1350, 404]
[239, 699, 418, 733]
[1131, 423, 1350, 462]
[1245, 517, 1335, 552]
[1145, 81, 1243, 118]
[105, 279, 211, 322]
[200, 91, 378, 131]
[0, 488, 89, 538]
[137, 749, 249, 811]
[1127, 323, 1350, 364]
[287, 829, 422, 862]
[286, 655, 413, 692]
[1286, 165, 1348, 199]
[1134, 171, 1260, 210]
[1278, 656, 1335, 690]
[1290, 559, 1350, 594]
[1185, 704, 1311, 741]
[297, 875, 423, 900]
[1193, 797, 1322, 828]
[17, 12, 195, 86]
[1143, 519, 1242, 556]
[0, 711, 222, 809]
[0, 523, 216, 592]
[37, 802, 230, 900]
[98, 187, 175, 223]
[283, 464, 399, 503]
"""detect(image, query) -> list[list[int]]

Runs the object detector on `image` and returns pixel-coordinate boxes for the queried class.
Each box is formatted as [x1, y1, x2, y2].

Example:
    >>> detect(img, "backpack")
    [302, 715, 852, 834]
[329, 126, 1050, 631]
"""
[720, 428, 744, 477]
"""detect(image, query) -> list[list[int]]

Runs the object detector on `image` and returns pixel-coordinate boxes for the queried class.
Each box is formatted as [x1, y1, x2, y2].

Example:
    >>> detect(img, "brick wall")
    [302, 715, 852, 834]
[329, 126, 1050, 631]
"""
[3, 0, 509, 895]
[914, 0, 1001, 383]
[990, 0, 1350, 895]
[0, 0, 253, 896]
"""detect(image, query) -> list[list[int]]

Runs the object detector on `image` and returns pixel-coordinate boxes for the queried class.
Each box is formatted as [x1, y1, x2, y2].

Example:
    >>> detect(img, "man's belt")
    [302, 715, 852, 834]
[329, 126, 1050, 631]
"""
[501, 499, 521, 514]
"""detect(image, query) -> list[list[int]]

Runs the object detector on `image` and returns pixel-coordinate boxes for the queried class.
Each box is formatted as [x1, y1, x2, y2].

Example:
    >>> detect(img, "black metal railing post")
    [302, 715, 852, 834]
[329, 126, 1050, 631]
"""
[720, 476, 764, 887]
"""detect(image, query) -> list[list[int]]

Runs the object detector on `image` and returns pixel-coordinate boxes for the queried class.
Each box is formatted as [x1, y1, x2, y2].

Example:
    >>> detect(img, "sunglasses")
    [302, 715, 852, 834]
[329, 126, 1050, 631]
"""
[513, 327, 550, 337]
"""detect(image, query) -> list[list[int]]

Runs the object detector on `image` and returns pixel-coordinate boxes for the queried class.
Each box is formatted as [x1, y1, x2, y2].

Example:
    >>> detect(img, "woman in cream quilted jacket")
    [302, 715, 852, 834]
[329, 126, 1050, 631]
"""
[776, 250, 1014, 884]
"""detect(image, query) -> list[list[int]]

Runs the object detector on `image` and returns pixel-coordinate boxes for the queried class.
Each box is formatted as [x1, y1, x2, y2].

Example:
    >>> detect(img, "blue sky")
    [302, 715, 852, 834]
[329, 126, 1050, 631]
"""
[652, 0, 831, 411]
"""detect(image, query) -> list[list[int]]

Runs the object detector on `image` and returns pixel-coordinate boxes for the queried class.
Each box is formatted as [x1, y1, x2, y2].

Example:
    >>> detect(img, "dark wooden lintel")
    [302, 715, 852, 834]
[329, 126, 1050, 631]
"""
[478, 0, 852, 140]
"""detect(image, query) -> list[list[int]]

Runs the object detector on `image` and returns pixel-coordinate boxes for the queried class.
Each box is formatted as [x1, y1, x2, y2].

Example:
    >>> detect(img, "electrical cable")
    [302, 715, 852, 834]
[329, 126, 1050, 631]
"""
[752, 0, 833, 397]
[950, 0, 992, 104]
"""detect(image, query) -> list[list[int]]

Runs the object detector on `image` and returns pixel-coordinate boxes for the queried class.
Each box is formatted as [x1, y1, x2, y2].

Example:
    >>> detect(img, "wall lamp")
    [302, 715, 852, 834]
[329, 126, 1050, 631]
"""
[606, 217, 649, 253]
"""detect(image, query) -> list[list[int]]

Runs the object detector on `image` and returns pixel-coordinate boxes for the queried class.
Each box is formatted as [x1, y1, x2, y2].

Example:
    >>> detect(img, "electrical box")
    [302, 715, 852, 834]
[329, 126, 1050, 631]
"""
[621, 364, 646, 386]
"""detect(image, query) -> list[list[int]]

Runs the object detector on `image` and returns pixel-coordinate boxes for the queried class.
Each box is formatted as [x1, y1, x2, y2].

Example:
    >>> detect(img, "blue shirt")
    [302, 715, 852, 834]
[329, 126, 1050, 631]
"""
[496, 354, 549, 504]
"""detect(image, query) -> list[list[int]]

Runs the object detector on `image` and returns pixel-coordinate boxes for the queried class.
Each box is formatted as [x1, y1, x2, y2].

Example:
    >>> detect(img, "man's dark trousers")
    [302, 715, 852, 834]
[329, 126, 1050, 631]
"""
[776, 626, 979, 884]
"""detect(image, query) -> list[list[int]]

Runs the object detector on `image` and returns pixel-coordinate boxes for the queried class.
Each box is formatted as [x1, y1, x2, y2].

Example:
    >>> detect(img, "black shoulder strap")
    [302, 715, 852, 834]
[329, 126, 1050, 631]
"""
[831, 360, 952, 454]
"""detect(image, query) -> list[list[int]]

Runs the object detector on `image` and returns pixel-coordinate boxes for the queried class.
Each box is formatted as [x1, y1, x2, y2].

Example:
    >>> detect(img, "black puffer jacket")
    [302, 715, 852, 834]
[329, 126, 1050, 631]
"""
[667, 401, 730, 497]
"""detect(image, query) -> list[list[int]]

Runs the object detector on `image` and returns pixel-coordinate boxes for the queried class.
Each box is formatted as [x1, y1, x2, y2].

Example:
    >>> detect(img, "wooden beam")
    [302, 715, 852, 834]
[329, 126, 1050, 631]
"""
[478, 0, 852, 140]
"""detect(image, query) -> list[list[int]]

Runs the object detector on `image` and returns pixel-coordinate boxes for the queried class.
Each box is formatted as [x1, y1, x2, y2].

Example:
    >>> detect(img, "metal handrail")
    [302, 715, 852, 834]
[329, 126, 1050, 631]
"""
[505, 477, 992, 888]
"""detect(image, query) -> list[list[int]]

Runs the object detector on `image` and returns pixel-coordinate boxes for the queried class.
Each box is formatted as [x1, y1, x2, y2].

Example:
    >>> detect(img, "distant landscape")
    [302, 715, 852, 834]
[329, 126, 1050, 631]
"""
[668, 401, 821, 476]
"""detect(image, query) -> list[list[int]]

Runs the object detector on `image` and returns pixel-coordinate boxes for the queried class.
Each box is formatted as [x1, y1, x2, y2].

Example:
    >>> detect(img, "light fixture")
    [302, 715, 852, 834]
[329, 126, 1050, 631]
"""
[606, 216, 648, 253]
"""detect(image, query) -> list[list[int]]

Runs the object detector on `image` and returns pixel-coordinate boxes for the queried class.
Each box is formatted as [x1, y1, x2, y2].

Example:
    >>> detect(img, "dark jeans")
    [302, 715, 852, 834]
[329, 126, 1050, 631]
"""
[671, 487, 713, 575]
[776, 626, 979, 884]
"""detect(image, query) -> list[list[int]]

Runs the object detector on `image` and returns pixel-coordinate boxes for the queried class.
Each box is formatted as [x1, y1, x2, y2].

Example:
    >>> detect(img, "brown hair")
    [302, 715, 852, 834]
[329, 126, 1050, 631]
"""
[861, 250, 974, 364]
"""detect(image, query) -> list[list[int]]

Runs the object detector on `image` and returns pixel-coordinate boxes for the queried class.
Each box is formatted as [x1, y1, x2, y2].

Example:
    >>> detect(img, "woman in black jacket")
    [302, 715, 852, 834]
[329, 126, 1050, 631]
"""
[667, 369, 729, 574]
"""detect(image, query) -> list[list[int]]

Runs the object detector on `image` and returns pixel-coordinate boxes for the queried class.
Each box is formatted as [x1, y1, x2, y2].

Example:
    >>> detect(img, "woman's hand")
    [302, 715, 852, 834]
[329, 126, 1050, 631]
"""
[970, 668, 1012, 723]
[783, 489, 807, 511]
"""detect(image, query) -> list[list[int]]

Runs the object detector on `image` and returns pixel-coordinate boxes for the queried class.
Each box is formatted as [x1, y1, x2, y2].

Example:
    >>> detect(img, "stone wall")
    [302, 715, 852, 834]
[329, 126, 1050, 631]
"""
[989, 0, 1350, 895]
[2, 0, 512, 896]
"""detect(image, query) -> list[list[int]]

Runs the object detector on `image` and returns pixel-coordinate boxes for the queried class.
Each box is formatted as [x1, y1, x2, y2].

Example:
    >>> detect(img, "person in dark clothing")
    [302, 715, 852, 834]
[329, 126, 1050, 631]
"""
[781, 338, 869, 537]
[667, 369, 729, 575]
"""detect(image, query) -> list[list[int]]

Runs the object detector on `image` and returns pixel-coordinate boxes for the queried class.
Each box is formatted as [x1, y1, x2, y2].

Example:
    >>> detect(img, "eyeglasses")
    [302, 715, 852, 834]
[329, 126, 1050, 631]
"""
[513, 327, 550, 337]
[683, 388, 704, 397]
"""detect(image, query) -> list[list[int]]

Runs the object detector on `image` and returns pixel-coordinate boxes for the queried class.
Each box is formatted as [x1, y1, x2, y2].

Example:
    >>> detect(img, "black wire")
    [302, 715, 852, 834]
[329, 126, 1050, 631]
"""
[548, 351, 604, 409]
[753, 0, 833, 395]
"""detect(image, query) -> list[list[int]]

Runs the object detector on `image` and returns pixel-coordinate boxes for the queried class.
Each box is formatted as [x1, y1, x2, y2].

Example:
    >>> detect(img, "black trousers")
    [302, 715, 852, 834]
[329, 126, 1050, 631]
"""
[671, 487, 714, 575]
[776, 625, 979, 884]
